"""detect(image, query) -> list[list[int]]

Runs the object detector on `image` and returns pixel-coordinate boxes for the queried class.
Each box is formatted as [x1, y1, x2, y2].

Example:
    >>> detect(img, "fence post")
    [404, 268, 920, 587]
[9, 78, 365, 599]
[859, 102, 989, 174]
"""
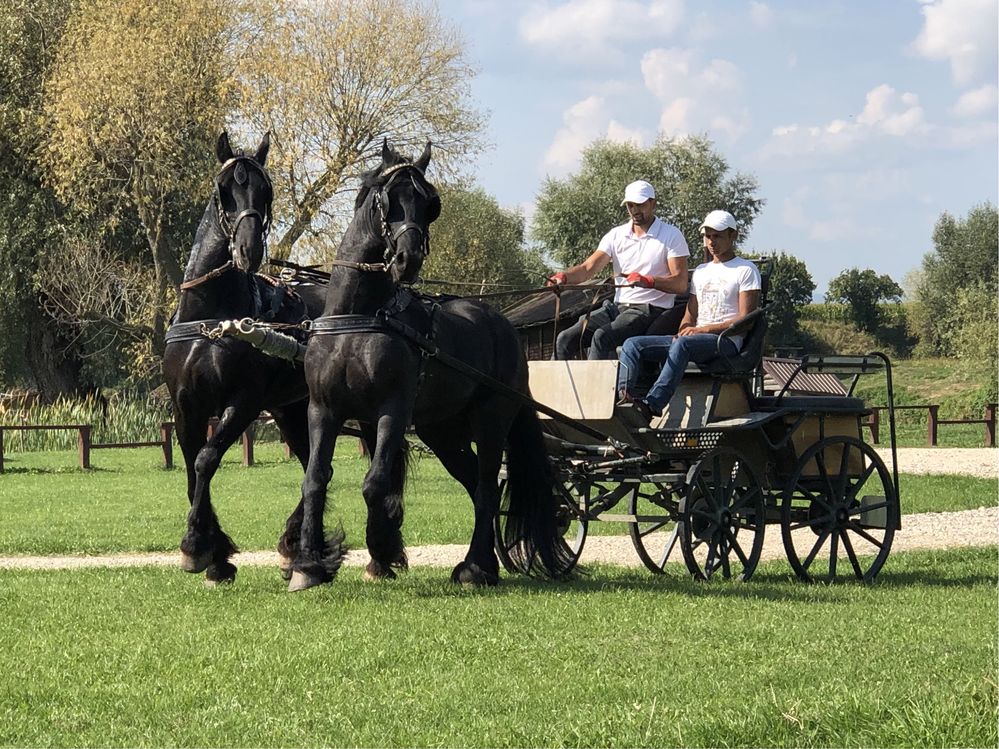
[242, 423, 254, 467]
[867, 408, 880, 444]
[161, 422, 174, 469]
[79, 425, 92, 469]
[985, 403, 996, 448]
[927, 405, 939, 447]
[0, 428, 5, 473]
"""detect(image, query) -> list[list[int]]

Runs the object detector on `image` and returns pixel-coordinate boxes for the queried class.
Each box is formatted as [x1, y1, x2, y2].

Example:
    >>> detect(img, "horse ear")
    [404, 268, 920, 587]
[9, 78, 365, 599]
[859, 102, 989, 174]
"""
[216, 131, 233, 164]
[254, 131, 270, 165]
[381, 137, 392, 165]
[415, 141, 432, 172]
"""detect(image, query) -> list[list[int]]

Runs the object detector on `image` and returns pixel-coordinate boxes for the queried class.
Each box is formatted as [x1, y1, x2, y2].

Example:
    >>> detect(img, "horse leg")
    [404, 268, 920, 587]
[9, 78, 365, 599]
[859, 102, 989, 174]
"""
[451, 418, 508, 587]
[360, 407, 411, 582]
[271, 401, 310, 580]
[179, 403, 258, 583]
[289, 400, 347, 592]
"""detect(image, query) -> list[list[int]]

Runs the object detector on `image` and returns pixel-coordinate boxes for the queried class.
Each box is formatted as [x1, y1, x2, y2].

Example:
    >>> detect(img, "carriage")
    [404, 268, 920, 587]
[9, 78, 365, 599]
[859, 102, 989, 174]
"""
[494, 314, 902, 583]
[170, 133, 900, 589]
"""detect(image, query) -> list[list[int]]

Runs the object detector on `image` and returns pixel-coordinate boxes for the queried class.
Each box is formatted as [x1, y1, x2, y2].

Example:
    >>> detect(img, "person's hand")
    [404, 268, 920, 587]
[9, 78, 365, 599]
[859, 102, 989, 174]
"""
[678, 326, 704, 337]
[545, 271, 568, 287]
[625, 272, 655, 288]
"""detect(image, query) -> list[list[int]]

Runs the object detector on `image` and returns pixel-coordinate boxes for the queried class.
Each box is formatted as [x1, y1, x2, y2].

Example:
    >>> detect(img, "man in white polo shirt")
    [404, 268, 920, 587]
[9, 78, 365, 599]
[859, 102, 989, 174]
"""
[616, 209, 761, 421]
[547, 180, 690, 360]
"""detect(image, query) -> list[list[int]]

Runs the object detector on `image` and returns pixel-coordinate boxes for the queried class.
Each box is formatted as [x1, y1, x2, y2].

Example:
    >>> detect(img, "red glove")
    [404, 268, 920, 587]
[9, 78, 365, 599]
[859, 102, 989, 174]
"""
[546, 271, 568, 287]
[626, 272, 655, 288]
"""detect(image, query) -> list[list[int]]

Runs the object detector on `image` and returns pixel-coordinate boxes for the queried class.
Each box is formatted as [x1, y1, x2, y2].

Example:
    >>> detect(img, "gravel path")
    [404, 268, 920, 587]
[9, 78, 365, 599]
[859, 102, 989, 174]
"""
[1, 448, 995, 572]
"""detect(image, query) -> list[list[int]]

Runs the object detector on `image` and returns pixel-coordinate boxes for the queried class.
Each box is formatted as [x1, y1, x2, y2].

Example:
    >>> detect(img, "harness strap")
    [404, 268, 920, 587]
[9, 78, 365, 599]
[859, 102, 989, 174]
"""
[180, 261, 234, 290]
[164, 319, 229, 344]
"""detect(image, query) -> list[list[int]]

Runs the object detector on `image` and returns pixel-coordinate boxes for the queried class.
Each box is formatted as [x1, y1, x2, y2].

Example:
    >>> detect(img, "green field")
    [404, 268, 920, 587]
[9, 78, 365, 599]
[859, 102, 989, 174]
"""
[0, 548, 995, 748]
[0, 443, 994, 556]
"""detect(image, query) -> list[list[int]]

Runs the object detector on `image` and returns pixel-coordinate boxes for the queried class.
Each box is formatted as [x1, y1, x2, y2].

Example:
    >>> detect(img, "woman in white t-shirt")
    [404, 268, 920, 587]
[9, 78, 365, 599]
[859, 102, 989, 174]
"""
[616, 210, 761, 421]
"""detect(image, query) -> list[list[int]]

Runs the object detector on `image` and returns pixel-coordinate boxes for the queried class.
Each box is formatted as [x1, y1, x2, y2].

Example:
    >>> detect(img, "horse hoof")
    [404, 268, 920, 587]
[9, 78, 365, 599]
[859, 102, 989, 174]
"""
[180, 552, 211, 574]
[288, 570, 326, 592]
[203, 576, 234, 588]
[363, 561, 397, 582]
[451, 562, 499, 587]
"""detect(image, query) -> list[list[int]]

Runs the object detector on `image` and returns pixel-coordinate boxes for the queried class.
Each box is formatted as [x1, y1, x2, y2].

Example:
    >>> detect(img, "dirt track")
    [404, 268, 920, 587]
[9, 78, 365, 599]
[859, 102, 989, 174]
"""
[0, 448, 995, 571]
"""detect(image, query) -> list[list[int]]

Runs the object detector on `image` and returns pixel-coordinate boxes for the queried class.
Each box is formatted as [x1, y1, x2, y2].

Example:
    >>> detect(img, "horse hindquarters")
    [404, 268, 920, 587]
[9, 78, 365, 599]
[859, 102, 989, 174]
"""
[502, 406, 576, 579]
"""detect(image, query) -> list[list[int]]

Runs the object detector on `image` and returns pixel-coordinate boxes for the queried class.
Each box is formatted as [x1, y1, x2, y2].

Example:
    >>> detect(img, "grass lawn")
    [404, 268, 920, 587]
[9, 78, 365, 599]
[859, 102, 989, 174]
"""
[0, 442, 994, 556]
[0, 547, 994, 748]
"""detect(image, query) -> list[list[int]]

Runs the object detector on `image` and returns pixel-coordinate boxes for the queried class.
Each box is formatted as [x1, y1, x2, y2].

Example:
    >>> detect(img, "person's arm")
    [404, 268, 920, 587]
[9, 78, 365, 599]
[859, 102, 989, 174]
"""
[677, 294, 698, 334]
[678, 289, 760, 336]
[547, 249, 611, 285]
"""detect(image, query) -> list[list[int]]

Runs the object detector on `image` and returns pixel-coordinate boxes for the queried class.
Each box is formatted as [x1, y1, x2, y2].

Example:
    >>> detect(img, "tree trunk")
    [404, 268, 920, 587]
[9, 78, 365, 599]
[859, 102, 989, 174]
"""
[24, 310, 85, 401]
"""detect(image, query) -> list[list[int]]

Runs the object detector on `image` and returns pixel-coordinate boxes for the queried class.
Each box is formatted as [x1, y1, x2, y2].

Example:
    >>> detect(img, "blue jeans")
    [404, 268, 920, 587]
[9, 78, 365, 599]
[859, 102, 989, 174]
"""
[617, 334, 739, 414]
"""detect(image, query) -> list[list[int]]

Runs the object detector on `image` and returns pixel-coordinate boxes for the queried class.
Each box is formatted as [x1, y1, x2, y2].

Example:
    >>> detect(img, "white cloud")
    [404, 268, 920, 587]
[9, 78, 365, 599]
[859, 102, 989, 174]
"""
[856, 84, 926, 136]
[749, 1, 774, 30]
[519, 0, 685, 58]
[543, 96, 646, 175]
[763, 84, 926, 159]
[910, 0, 998, 86]
[641, 48, 747, 141]
[951, 84, 999, 117]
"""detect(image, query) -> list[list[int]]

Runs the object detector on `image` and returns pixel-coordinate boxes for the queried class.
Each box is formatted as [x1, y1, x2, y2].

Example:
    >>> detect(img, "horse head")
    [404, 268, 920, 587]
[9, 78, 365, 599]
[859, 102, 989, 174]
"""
[359, 139, 440, 285]
[213, 131, 273, 273]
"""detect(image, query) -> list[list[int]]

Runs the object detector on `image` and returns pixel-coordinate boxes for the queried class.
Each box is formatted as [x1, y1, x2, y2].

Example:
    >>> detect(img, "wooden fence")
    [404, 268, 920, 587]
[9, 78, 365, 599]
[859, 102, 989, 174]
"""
[864, 403, 996, 447]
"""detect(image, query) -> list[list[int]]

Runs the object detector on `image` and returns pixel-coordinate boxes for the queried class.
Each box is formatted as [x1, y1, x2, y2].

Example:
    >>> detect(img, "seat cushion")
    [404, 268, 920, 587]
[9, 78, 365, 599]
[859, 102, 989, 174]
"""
[752, 395, 867, 412]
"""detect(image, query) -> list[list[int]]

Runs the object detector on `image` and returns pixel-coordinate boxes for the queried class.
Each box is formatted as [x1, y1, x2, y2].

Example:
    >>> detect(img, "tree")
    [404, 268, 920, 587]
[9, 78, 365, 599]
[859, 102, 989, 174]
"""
[0, 0, 94, 395]
[913, 203, 998, 358]
[418, 184, 545, 296]
[825, 268, 903, 334]
[41, 0, 238, 343]
[234, 0, 485, 260]
[533, 136, 763, 268]
[762, 252, 815, 344]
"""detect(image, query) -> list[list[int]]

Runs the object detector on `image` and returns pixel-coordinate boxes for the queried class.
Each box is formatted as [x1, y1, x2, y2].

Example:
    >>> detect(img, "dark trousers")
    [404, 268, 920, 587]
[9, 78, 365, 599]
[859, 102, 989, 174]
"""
[554, 301, 665, 360]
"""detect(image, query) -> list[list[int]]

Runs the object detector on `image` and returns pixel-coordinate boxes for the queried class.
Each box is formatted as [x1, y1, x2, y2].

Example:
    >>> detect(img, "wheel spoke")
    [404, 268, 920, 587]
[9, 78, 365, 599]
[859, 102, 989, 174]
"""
[704, 540, 717, 574]
[802, 529, 831, 571]
[725, 527, 750, 567]
[828, 532, 839, 578]
[840, 530, 864, 578]
[844, 461, 878, 503]
[720, 539, 732, 578]
[845, 520, 885, 549]
[729, 485, 762, 513]
[658, 529, 680, 566]
[836, 441, 852, 501]
[790, 515, 830, 532]
[848, 500, 889, 517]
[639, 520, 671, 537]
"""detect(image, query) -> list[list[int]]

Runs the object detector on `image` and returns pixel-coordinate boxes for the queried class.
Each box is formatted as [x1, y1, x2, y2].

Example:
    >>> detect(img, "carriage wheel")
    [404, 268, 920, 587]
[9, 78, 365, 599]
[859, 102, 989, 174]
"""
[494, 477, 588, 574]
[628, 482, 682, 574]
[678, 447, 766, 581]
[781, 436, 897, 583]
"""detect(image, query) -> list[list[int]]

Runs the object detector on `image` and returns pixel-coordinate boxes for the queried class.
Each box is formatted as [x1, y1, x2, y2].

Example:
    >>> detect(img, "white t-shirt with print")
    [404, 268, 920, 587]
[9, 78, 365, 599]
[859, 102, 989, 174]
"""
[597, 217, 690, 308]
[692, 256, 762, 349]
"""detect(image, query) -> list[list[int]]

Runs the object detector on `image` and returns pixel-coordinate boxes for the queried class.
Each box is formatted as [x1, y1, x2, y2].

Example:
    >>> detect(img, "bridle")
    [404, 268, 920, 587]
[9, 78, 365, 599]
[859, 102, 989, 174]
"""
[331, 162, 440, 275]
[181, 155, 273, 291]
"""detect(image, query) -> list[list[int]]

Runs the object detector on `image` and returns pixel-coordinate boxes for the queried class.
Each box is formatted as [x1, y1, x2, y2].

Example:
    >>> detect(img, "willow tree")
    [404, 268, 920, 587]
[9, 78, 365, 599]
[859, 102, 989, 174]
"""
[236, 0, 485, 259]
[41, 0, 238, 341]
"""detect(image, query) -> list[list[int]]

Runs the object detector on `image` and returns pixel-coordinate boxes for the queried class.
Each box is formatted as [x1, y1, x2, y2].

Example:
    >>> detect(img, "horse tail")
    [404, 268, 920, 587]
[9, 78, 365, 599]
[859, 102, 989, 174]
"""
[502, 404, 575, 579]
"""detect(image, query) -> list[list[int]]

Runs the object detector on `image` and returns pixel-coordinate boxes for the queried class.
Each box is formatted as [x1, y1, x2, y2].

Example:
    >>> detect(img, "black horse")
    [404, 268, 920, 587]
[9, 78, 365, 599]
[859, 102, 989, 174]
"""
[163, 131, 322, 584]
[288, 140, 575, 591]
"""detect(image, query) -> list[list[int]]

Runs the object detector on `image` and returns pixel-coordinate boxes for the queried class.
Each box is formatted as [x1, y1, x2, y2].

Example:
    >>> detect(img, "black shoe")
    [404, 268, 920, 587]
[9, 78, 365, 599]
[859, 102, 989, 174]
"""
[635, 399, 657, 424]
[617, 399, 655, 427]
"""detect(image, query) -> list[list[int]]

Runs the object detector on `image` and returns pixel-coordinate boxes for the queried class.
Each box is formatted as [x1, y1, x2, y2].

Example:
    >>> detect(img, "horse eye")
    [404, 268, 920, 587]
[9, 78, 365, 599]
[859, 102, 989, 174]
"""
[233, 163, 247, 185]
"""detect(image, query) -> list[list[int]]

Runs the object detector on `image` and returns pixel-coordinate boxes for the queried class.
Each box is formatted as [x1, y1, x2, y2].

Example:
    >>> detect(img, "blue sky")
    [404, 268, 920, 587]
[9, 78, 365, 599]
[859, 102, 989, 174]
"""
[436, 0, 998, 295]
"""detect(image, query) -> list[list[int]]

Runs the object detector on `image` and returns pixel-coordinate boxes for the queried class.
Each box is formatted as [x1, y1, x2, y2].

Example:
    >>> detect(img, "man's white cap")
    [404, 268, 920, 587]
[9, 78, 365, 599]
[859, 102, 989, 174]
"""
[621, 180, 656, 205]
[699, 209, 738, 232]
